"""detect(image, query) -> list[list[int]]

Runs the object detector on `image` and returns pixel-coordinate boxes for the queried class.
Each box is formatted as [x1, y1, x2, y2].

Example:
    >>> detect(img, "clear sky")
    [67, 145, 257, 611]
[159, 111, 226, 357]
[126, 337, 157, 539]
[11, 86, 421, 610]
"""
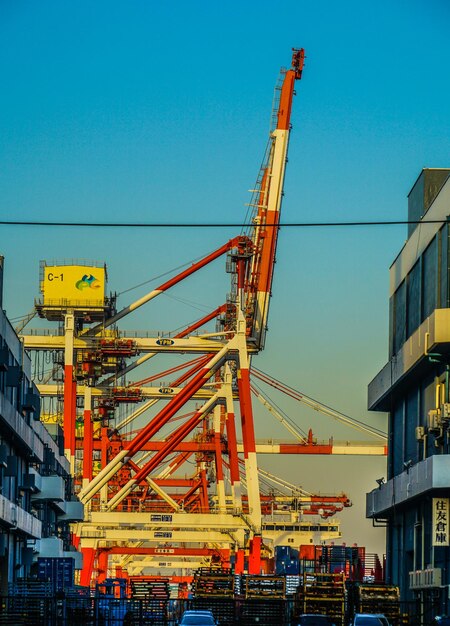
[1, 0, 450, 554]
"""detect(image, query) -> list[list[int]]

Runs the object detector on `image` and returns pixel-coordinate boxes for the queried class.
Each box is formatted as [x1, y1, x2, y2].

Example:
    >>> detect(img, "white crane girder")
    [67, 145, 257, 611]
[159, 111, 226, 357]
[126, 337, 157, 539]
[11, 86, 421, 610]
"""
[79, 529, 237, 545]
[37, 384, 216, 399]
[89, 511, 250, 530]
[127, 560, 209, 574]
[21, 334, 239, 353]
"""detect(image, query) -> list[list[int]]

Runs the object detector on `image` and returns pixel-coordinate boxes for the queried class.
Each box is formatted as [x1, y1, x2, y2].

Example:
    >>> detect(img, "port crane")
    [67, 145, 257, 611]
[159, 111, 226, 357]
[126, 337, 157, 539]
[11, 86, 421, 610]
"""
[19, 49, 379, 584]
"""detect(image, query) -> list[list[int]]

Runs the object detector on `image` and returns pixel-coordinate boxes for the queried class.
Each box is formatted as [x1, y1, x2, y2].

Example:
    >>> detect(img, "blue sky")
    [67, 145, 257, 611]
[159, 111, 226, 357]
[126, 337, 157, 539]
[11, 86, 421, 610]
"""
[1, 0, 449, 552]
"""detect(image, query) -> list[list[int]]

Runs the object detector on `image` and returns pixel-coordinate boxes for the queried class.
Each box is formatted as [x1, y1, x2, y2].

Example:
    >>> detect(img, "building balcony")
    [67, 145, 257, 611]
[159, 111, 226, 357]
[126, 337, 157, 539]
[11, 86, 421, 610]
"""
[58, 500, 84, 522]
[37, 539, 83, 565]
[366, 454, 450, 518]
[31, 475, 65, 509]
[368, 308, 450, 411]
[0, 493, 42, 539]
[29, 472, 81, 517]
[32, 421, 69, 473]
[36, 536, 64, 558]
[0, 394, 44, 462]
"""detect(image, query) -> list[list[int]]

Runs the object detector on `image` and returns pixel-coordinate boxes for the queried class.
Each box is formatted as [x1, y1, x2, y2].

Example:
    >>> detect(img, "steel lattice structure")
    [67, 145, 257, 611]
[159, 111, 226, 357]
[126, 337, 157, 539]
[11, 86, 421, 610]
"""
[19, 50, 382, 584]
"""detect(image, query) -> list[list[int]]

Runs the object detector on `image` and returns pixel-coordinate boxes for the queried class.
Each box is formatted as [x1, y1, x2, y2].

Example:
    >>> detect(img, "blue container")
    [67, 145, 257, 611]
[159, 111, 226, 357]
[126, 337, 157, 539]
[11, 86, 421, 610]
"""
[37, 557, 75, 591]
[275, 546, 299, 575]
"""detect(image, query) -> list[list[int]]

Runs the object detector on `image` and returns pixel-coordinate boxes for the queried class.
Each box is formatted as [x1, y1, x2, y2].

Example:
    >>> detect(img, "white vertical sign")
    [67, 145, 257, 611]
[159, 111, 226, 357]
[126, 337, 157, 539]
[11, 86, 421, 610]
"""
[432, 498, 450, 546]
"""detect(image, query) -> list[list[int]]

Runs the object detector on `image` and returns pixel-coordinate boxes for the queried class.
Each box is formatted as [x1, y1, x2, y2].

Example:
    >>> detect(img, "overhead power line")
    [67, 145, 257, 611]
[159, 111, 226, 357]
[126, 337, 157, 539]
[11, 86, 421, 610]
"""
[0, 219, 449, 229]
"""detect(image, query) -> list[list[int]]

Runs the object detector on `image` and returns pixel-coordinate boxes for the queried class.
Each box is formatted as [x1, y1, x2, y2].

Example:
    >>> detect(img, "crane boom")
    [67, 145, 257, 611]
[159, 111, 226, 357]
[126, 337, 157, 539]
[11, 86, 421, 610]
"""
[245, 49, 305, 349]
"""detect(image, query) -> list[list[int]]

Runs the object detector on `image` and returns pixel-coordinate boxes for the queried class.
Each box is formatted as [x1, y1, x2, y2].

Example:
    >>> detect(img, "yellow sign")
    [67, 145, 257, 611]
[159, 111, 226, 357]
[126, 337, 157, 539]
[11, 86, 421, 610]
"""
[433, 498, 450, 546]
[42, 265, 106, 307]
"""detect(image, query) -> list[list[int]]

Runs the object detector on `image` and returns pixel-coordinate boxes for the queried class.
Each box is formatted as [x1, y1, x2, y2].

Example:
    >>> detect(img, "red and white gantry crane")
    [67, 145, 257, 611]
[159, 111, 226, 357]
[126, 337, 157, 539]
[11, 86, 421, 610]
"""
[19, 50, 383, 585]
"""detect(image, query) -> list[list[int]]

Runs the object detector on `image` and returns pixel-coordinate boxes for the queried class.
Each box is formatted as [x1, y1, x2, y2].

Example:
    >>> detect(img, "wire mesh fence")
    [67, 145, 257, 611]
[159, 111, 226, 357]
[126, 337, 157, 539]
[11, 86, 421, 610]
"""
[0, 595, 427, 626]
[0, 596, 296, 626]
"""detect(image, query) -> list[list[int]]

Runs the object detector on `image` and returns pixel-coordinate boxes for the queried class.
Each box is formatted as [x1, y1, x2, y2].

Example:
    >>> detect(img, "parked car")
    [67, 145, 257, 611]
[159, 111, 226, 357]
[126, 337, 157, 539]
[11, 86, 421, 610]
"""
[179, 609, 217, 625]
[433, 618, 450, 626]
[351, 614, 391, 626]
[297, 615, 337, 626]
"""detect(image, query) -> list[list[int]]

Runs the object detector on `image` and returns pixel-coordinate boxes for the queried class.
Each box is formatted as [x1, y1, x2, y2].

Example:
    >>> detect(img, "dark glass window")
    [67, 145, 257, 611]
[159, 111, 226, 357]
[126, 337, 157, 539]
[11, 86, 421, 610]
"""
[440, 223, 449, 308]
[389, 297, 394, 358]
[414, 509, 423, 570]
[407, 261, 421, 336]
[422, 237, 437, 320]
[404, 509, 415, 552]
[391, 399, 404, 477]
[393, 281, 406, 354]
[405, 388, 418, 464]
[388, 524, 400, 582]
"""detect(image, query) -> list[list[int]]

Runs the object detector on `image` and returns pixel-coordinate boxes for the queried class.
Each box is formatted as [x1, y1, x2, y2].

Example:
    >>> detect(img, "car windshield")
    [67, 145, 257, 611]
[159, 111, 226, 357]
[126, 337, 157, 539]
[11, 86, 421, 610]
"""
[299, 617, 331, 626]
[355, 618, 389, 626]
[180, 616, 215, 625]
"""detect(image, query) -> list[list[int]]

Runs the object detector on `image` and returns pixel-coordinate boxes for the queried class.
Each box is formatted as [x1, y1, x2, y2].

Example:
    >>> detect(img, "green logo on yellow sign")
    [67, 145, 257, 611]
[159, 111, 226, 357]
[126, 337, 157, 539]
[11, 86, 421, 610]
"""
[76, 274, 101, 291]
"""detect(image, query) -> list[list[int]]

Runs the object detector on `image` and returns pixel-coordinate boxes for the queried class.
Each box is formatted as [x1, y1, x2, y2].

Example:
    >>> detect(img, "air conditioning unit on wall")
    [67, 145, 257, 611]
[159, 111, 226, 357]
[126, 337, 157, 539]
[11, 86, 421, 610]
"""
[409, 568, 442, 589]
[428, 409, 442, 433]
[423, 567, 442, 587]
[415, 426, 425, 441]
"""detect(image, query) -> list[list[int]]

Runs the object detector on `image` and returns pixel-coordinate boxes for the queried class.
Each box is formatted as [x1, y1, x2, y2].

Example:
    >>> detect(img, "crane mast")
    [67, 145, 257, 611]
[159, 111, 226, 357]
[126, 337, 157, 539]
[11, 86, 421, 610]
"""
[244, 48, 305, 349]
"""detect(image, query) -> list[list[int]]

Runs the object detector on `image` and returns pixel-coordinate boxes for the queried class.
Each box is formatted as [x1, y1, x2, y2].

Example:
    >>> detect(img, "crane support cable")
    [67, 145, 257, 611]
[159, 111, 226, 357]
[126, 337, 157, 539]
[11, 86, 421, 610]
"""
[128, 355, 207, 388]
[250, 382, 309, 443]
[256, 466, 313, 497]
[252, 367, 387, 441]
[235, 457, 312, 497]
[86, 236, 245, 334]
[15, 310, 37, 334]
[117, 249, 221, 297]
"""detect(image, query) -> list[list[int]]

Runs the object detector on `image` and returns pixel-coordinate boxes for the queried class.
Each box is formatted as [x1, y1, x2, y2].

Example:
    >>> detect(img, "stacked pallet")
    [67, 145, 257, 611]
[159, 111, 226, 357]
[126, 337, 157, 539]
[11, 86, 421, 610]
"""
[285, 575, 301, 596]
[296, 572, 345, 626]
[347, 583, 401, 625]
[128, 578, 170, 626]
[193, 568, 234, 597]
[244, 575, 286, 599]
[130, 577, 170, 600]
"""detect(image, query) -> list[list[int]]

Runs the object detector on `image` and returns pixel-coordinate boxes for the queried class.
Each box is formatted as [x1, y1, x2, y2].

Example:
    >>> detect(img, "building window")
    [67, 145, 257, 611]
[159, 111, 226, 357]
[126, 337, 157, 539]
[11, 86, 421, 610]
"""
[440, 223, 449, 308]
[407, 261, 421, 337]
[422, 236, 438, 321]
[405, 388, 419, 465]
[393, 281, 406, 355]
[391, 399, 405, 478]
[392, 231, 447, 355]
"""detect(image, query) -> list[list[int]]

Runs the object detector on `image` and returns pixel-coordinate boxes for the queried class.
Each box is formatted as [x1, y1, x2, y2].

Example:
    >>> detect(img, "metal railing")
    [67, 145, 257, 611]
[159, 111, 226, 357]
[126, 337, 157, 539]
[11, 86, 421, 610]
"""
[0, 596, 296, 626]
[0, 593, 426, 625]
